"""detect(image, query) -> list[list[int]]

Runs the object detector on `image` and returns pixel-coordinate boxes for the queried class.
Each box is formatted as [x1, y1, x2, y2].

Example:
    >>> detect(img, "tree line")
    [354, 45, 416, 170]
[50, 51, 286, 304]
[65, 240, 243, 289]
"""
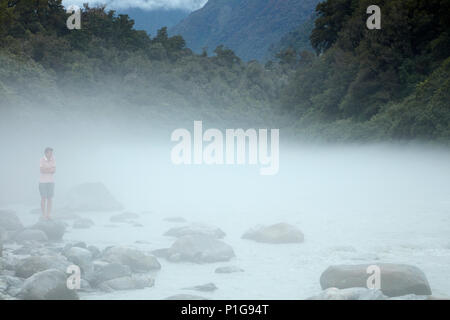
[1, 0, 449, 142]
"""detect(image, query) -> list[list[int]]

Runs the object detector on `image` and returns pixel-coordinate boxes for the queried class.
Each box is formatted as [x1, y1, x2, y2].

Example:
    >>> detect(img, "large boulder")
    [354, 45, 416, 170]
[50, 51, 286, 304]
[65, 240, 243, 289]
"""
[63, 247, 93, 274]
[99, 274, 154, 291]
[164, 223, 226, 239]
[88, 262, 132, 286]
[166, 235, 235, 263]
[18, 269, 79, 300]
[215, 266, 244, 274]
[87, 245, 101, 259]
[242, 223, 304, 244]
[101, 246, 161, 273]
[307, 287, 388, 300]
[320, 264, 432, 297]
[15, 255, 71, 278]
[0, 210, 23, 231]
[32, 220, 66, 241]
[65, 182, 123, 212]
[12, 229, 48, 243]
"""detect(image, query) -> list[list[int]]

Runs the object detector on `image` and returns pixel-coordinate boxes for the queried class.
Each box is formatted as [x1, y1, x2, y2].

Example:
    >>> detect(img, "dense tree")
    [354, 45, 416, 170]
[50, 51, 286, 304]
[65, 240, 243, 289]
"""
[281, 0, 449, 140]
[310, 0, 354, 54]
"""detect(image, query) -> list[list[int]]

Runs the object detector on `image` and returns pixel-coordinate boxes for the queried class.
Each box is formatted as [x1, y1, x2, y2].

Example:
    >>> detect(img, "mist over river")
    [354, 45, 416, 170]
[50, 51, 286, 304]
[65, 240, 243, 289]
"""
[2, 136, 449, 299]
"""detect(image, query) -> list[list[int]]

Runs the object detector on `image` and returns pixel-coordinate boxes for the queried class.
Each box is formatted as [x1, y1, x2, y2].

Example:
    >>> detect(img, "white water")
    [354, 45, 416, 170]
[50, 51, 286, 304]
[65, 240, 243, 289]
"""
[5, 143, 450, 299]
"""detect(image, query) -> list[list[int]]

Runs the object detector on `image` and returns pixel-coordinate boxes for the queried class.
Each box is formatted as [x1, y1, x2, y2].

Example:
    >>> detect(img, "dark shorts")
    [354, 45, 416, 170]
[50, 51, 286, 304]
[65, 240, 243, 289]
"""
[39, 183, 55, 199]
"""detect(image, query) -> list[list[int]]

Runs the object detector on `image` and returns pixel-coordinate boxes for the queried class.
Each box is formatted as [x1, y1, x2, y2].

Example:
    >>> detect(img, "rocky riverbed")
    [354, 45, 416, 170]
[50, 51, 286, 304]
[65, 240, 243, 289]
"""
[1, 193, 450, 300]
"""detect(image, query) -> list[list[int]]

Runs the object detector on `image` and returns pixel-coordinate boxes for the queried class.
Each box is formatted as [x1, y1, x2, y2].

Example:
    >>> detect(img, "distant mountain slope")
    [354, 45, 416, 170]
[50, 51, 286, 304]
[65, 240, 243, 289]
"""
[266, 14, 316, 60]
[170, 0, 320, 61]
[118, 8, 190, 37]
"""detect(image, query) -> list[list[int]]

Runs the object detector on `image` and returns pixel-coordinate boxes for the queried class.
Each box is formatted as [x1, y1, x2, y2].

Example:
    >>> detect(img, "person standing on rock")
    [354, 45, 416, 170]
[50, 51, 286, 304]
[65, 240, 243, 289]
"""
[39, 147, 56, 220]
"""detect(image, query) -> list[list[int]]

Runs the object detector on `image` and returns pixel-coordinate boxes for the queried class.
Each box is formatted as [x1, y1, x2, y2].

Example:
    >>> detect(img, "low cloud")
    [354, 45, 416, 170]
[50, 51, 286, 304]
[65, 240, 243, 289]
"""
[62, 0, 208, 11]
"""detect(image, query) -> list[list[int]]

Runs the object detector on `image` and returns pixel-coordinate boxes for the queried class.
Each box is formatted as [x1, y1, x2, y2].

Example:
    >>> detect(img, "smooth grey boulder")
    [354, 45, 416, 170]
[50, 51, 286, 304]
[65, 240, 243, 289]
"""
[215, 266, 244, 274]
[12, 229, 48, 243]
[89, 262, 132, 286]
[307, 287, 388, 300]
[0, 210, 23, 231]
[63, 247, 93, 273]
[79, 279, 94, 292]
[99, 274, 154, 291]
[166, 235, 235, 263]
[18, 269, 79, 300]
[65, 182, 123, 212]
[320, 264, 432, 297]
[164, 223, 226, 239]
[32, 219, 66, 241]
[101, 246, 161, 272]
[87, 245, 101, 259]
[242, 223, 304, 244]
[15, 255, 71, 278]
[73, 218, 95, 229]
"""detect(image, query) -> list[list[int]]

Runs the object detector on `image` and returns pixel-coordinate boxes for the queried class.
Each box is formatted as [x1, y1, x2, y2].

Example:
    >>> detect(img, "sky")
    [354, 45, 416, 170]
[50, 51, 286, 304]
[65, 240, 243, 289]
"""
[62, 0, 208, 11]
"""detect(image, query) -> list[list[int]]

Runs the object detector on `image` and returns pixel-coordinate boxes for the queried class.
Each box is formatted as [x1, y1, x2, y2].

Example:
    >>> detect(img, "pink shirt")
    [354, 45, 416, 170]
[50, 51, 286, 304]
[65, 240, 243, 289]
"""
[40, 156, 56, 183]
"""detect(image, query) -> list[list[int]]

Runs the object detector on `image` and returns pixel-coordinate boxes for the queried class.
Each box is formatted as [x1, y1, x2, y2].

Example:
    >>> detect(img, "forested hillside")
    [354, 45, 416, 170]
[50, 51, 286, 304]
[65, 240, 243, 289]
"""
[266, 15, 316, 61]
[170, 0, 320, 61]
[280, 0, 450, 142]
[0, 0, 285, 128]
[118, 7, 189, 37]
[0, 0, 449, 142]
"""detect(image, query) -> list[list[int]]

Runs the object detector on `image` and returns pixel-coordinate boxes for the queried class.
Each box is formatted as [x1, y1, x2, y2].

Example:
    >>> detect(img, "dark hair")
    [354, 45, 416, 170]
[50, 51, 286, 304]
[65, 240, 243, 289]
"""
[44, 147, 53, 153]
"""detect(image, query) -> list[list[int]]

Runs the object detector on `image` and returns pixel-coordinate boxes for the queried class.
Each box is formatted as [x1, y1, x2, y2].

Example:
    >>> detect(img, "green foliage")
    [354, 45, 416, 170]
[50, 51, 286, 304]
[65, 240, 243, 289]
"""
[0, 1, 284, 126]
[0, 0, 448, 142]
[267, 15, 316, 60]
[310, 0, 355, 54]
[283, 0, 450, 141]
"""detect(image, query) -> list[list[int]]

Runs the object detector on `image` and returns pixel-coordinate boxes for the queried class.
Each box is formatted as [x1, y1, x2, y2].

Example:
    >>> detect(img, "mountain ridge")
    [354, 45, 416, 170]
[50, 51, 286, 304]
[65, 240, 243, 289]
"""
[170, 0, 320, 61]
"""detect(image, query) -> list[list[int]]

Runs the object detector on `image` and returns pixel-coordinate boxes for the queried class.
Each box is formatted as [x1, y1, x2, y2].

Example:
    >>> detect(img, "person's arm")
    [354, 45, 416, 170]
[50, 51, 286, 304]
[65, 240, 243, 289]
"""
[40, 159, 56, 173]
[40, 159, 45, 173]
[49, 159, 56, 173]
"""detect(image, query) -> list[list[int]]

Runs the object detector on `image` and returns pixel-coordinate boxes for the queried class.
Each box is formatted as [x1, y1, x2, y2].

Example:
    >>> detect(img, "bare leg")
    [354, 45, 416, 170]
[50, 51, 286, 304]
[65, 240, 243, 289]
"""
[47, 198, 52, 219]
[41, 198, 46, 218]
